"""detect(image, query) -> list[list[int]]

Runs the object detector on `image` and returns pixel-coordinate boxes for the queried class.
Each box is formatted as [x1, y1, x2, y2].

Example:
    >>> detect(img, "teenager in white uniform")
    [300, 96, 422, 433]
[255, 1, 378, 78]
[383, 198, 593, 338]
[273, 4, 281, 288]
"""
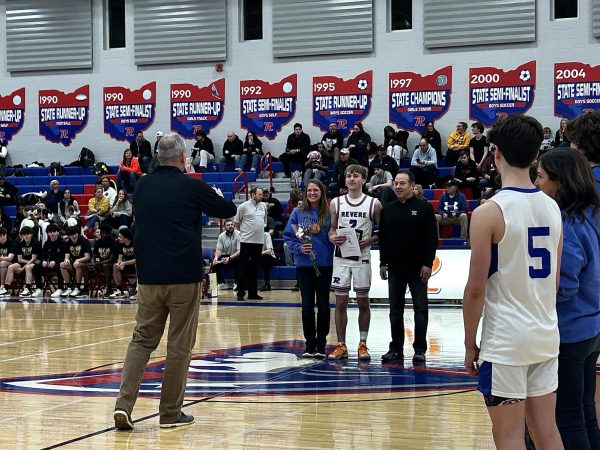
[328, 164, 382, 360]
[463, 115, 564, 450]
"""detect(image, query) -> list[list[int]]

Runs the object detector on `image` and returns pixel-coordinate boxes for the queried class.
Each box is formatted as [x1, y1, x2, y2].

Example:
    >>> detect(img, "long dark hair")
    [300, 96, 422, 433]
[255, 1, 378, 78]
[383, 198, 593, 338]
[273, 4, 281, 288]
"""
[299, 179, 329, 226]
[538, 148, 600, 221]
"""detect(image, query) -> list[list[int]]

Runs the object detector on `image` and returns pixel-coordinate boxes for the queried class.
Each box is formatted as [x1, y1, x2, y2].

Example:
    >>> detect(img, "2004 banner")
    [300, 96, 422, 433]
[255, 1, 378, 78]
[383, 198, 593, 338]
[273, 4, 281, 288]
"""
[554, 61, 600, 119]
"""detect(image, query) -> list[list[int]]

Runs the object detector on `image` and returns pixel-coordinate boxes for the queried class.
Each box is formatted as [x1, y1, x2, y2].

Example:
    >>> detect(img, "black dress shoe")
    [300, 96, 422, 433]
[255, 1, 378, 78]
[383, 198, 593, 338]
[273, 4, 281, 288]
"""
[381, 351, 404, 362]
[412, 352, 426, 363]
[259, 284, 271, 291]
[236, 295, 245, 301]
[248, 294, 263, 300]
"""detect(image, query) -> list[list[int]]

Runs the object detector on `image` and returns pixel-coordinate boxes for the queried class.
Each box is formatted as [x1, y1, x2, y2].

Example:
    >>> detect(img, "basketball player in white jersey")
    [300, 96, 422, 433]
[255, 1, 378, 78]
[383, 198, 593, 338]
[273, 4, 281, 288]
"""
[463, 115, 564, 450]
[328, 164, 382, 360]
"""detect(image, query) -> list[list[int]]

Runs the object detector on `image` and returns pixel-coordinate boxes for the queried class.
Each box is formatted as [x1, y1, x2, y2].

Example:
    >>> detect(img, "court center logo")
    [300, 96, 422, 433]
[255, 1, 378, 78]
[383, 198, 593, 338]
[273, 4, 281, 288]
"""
[0, 341, 475, 397]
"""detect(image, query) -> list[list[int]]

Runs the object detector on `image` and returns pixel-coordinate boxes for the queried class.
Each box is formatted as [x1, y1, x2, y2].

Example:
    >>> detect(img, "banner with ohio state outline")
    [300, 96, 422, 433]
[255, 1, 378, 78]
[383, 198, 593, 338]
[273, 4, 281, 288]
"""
[240, 74, 296, 140]
[389, 66, 452, 132]
[171, 79, 225, 138]
[38, 85, 89, 146]
[313, 71, 372, 137]
[555, 62, 600, 119]
[0, 88, 25, 143]
[104, 82, 156, 141]
[469, 61, 536, 126]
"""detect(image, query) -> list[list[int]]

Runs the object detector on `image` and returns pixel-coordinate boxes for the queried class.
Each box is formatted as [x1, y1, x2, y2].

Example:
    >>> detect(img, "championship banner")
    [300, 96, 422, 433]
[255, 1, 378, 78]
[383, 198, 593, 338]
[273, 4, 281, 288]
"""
[170, 79, 225, 138]
[38, 85, 89, 146]
[389, 66, 452, 132]
[554, 62, 600, 119]
[469, 61, 536, 126]
[240, 74, 297, 140]
[104, 81, 156, 141]
[313, 70, 373, 137]
[0, 88, 25, 143]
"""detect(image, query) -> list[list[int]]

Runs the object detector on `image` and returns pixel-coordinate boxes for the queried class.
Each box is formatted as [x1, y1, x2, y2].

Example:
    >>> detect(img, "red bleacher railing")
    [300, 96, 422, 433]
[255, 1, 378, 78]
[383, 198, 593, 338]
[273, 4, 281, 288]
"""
[258, 152, 273, 191]
[233, 171, 249, 201]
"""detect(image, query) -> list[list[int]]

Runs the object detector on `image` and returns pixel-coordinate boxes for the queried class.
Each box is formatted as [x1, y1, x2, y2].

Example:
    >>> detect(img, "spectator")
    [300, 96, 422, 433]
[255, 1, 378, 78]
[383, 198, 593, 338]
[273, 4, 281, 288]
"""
[435, 181, 468, 240]
[2, 226, 41, 297]
[321, 122, 344, 164]
[383, 125, 408, 166]
[154, 131, 163, 153]
[555, 117, 570, 147]
[234, 186, 268, 301]
[241, 131, 263, 172]
[218, 131, 244, 172]
[284, 188, 302, 222]
[446, 121, 471, 168]
[213, 219, 240, 291]
[129, 131, 152, 172]
[411, 138, 438, 188]
[535, 148, 600, 449]
[57, 189, 80, 226]
[346, 121, 371, 166]
[109, 227, 136, 299]
[0, 226, 15, 289]
[60, 225, 91, 298]
[92, 224, 118, 298]
[367, 163, 393, 200]
[413, 184, 424, 200]
[0, 138, 7, 166]
[303, 150, 328, 187]
[379, 170, 438, 363]
[85, 186, 110, 231]
[262, 188, 283, 237]
[565, 111, 600, 189]
[453, 150, 480, 199]
[469, 122, 489, 168]
[422, 121, 442, 160]
[540, 127, 554, 153]
[329, 148, 359, 197]
[191, 129, 214, 172]
[478, 145, 500, 197]
[366, 142, 379, 167]
[100, 176, 117, 204]
[369, 145, 399, 179]
[280, 123, 311, 178]
[259, 232, 276, 291]
[45, 180, 62, 214]
[0, 176, 18, 207]
[283, 179, 334, 357]
[33, 222, 65, 298]
[107, 189, 133, 229]
[116, 149, 142, 194]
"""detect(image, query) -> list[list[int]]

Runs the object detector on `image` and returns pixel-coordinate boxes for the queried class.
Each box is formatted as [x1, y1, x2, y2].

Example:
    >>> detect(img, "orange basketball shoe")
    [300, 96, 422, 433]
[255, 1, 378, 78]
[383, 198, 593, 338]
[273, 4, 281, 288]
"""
[357, 343, 371, 361]
[327, 343, 349, 360]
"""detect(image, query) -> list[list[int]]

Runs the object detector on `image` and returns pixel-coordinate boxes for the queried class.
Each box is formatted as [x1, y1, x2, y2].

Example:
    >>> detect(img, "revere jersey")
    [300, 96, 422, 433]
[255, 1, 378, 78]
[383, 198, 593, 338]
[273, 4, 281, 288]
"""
[334, 193, 376, 266]
[480, 187, 562, 366]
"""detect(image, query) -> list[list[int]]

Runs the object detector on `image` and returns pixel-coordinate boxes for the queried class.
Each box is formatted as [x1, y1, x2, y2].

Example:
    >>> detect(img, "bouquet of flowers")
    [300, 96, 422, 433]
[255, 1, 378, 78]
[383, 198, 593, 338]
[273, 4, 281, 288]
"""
[293, 220, 321, 276]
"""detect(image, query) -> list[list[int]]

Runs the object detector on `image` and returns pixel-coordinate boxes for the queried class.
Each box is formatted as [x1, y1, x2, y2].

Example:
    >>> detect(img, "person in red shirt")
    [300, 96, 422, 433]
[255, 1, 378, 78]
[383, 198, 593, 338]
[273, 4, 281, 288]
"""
[116, 149, 142, 193]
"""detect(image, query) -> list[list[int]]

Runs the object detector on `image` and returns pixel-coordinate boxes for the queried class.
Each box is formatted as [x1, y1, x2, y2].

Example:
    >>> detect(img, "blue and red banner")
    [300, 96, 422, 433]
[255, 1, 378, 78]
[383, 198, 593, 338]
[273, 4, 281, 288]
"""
[0, 88, 25, 143]
[240, 74, 297, 140]
[389, 66, 452, 132]
[469, 61, 536, 126]
[554, 62, 600, 119]
[38, 85, 89, 146]
[104, 81, 156, 141]
[313, 71, 372, 137]
[170, 79, 225, 138]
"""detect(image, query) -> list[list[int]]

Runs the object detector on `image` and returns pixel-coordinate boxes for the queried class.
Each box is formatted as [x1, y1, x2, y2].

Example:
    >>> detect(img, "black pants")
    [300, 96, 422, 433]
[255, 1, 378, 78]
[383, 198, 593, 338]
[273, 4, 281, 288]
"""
[279, 151, 306, 177]
[297, 266, 332, 352]
[260, 254, 275, 284]
[34, 264, 64, 289]
[238, 242, 263, 297]
[213, 256, 239, 285]
[388, 270, 429, 354]
[410, 165, 437, 187]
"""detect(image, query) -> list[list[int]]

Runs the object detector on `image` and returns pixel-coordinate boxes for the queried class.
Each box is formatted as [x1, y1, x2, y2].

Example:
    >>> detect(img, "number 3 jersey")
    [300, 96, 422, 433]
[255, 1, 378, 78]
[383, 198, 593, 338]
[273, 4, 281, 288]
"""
[334, 193, 376, 266]
[480, 187, 562, 366]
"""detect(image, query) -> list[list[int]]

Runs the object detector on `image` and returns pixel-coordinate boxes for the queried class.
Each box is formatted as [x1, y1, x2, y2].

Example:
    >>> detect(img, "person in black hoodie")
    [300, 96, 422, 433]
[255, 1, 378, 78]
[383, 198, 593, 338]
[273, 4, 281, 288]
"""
[33, 223, 65, 298]
[130, 131, 152, 173]
[280, 123, 311, 177]
[421, 121, 443, 160]
[453, 150, 480, 198]
[0, 176, 18, 207]
[321, 122, 344, 164]
[379, 170, 438, 364]
[218, 131, 244, 172]
[190, 129, 215, 172]
[346, 121, 371, 166]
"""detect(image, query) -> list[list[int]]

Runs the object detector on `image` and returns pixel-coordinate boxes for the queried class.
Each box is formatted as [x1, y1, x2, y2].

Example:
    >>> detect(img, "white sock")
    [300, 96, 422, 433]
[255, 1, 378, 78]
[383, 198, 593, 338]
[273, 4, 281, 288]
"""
[359, 331, 368, 342]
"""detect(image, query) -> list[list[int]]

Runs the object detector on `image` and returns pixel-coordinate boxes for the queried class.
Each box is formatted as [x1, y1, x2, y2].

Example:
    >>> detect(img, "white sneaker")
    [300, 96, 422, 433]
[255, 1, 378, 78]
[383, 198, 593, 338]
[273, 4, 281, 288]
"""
[61, 288, 72, 297]
[218, 283, 228, 290]
[31, 288, 43, 298]
[19, 287, 31, 297]
[0, 286, 7, 296]
[69, 287, 80, 298]
[51, 289, 63, 298]
[109, 289, 123, 299]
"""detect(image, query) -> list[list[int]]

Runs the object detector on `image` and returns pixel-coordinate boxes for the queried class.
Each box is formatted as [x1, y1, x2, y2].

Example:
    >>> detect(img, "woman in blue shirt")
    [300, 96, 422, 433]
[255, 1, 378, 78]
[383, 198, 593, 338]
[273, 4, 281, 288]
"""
[535, 148, 600, 450]
[283, 179, 334, 358]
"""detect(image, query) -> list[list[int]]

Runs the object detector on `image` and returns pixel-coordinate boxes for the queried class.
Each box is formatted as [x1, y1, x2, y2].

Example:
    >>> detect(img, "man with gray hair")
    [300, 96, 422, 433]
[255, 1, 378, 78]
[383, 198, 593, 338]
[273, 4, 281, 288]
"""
[113, 132, 236, 430]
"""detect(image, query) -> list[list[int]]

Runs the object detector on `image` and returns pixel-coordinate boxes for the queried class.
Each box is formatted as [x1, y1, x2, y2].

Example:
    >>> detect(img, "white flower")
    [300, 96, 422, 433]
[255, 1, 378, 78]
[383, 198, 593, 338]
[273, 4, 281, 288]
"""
[295, 227, 305, 240]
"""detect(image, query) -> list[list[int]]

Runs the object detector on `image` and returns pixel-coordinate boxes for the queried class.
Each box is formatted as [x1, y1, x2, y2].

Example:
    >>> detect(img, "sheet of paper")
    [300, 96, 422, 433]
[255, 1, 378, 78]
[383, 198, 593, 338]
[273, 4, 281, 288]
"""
[337, 227, 361, 258]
